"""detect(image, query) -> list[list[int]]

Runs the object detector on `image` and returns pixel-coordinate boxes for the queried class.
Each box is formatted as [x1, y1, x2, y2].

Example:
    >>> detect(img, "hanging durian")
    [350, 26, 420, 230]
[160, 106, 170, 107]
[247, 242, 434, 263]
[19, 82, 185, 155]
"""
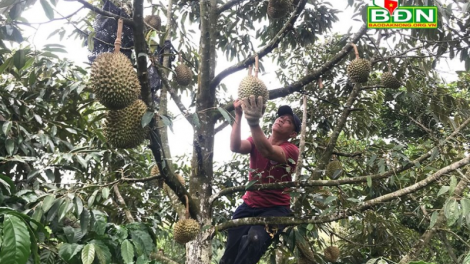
[144, 15, 161, 31]
[173, 195, 200, 244]
[267, 0, 293, 19]
[324, 246, 340, 262]
[238, 56, 269, 104]
[326, 155, 342, 179]
[174, 54, 193, 86]
[296, 237, 316, 264]
[89, 19, 140, 110]
[381, 70, 401, 89]
[347, 43, 371, 83]
[104, 99, 149, 149]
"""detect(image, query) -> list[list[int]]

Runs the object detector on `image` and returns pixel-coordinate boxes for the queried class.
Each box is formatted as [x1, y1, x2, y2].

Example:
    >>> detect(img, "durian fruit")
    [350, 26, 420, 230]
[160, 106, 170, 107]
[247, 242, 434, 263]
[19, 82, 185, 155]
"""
[267, 0, 293, 19]
[326, 159, 342, 179]
[238, 63, 269, 104]
[144, 15, 161, 31]
[90, 52, 140, 110]
[324, 246, 340, 262]
[151, 165, 160, 176]
[347, 44, 371, 83]
[174, 54, 193, 86]
[104, 99, 149, 148]
[381, 71, 401, 89]
[296, 238, 316, 264]
[173, 218, 200, 244]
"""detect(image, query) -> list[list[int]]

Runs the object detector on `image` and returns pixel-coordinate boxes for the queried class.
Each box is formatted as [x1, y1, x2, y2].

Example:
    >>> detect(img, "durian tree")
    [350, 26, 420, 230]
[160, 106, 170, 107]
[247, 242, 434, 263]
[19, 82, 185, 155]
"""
[1, 0, 470, 263]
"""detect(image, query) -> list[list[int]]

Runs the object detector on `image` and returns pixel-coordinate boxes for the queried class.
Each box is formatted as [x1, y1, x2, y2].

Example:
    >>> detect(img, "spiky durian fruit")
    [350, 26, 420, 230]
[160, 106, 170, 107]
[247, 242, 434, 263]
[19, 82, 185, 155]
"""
[267, 0, 292, 19]
[144, 15, 161, 31]
[173, 219, 200, 244]
[104, 99, 149, 149]
[326, 160, 342, 179]
[151, 165, 160, 176]
[90, 52, 140, 110]
[238, 76, 269, 103]
[324, 246, 340, 262]
[381, 71, 401, 89]
[174, 63, 193, 86]
[297, 239, 316, 264]
[347, 58, 371, 83]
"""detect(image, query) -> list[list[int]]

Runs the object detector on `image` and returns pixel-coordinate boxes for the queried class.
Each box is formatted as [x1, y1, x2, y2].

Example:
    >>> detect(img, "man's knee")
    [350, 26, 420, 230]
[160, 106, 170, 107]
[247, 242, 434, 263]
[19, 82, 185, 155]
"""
[247, 228, 269, 246]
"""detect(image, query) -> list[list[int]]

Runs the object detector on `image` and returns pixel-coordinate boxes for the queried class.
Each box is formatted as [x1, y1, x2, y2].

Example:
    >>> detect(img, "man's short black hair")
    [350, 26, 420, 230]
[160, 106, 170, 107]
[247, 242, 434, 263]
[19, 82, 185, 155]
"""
[277, 105, 301, 133]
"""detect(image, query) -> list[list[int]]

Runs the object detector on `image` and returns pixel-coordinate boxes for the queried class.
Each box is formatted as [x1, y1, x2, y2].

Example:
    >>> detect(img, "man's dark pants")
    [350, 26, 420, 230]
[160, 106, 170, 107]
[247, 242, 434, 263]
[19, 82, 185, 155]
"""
[219, 202, 291, 264]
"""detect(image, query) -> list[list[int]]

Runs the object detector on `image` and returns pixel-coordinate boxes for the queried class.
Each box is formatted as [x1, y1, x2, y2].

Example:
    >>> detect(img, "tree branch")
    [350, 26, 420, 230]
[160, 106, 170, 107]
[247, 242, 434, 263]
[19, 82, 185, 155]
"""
[70, 0, 134, 26]
[150, 253, 180, 264]
[214, 156, 470, 232]
[113, 185, 135, 223]
[133, 0, 151, 106]
[216, 0, 248, 14]
[315, 146, 363, 158]
[209, 0, 308, 93]
[398, 173, 469, 264]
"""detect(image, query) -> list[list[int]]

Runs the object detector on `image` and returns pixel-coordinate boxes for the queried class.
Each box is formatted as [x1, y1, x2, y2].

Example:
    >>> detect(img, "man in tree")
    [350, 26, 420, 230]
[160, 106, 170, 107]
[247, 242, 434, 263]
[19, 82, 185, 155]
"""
[220, 95, 301, 264]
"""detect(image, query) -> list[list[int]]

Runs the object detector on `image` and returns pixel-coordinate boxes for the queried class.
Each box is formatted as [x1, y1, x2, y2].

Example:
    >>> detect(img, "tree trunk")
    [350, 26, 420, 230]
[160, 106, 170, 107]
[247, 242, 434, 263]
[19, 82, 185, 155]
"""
[186, 0, 218, 263]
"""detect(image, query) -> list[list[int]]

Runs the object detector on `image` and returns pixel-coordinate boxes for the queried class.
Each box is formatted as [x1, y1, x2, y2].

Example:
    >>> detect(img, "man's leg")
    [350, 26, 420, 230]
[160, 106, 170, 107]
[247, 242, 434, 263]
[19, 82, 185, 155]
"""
[219, 203, 252, 264]
[232, 206, 291, 264]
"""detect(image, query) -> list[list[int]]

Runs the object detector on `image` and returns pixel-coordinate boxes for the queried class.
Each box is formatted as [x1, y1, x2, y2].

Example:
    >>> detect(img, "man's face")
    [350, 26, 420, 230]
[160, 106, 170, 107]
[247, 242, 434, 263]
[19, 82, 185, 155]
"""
[273, 114, 297, 137]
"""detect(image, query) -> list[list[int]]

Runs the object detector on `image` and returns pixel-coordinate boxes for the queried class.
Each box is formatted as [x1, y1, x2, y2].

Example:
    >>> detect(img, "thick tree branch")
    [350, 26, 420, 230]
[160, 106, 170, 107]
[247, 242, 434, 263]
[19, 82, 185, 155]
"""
[215, 24, 368, 118]
[151, 253, 179, 264]
[113, 185, 135, 223]
[214, 156, 470, 232]
[209, 0, 308, 93]
[216, 0, 248, 14]
[70, 0, 134, 26]
[133, 0, 151, 106]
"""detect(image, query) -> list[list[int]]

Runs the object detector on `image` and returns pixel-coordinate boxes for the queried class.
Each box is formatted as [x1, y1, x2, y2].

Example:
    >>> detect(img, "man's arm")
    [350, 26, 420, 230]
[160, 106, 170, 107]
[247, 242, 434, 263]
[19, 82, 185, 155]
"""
[250, 125, 288, 164]
[230, 100, 252, 154]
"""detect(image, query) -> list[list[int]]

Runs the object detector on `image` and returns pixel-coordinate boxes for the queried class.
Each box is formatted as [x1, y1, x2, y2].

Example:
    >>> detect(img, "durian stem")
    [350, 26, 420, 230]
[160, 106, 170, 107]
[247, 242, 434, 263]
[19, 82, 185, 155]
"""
[318, 76, 323, 89]
[179, 53, 183, 63]
[387, 60, 392, 72]
[114, 18, 123, 53]
[350, 43, 360, 59]
[248, 65, 252, 77]
[254, 54, 259, 78]
[184, 194, 189, 219]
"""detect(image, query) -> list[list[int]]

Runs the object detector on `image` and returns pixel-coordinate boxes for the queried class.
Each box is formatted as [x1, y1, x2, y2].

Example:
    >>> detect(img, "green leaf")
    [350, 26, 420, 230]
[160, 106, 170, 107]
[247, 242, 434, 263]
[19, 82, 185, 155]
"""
[121, 240, 134, 264]
[141, 111, 153, 128]
[81, 244, 95, 264]
[5, 139, 14, 156]
[0, 174, 16, 194]
[101, 187, 110, 200]
[217, 107, 232, 123]
[90, 240, 111, 264]
[449, 176, 457, 195]
[40, 0, 54, 20]
[130, 229, 154, 256]
[2, 121, 12, 136]
[462, 198, 470, 216]
[366, 176, 372, 188]
[74, 197, 83, 218]
[160, 115, 173, 133]
[429, 211, 438, 228]
[42, 195, 55, 212]
[58, 243, 83, 261]
[464, 253, 470, 264]
[0, 215, 31, 264]
[444, 198, 459, 226]
[57, 199, 71, 221]
[80, 209, 90, 232]
[88, 190, 99, 207]
[245, 180, 258, 190]
[437, 186, 449, 197]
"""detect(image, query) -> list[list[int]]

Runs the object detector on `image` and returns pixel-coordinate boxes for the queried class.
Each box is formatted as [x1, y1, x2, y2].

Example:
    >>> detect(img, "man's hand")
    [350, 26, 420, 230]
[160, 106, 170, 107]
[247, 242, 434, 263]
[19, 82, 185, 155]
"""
[241, 95, 265, 127]
[233, 99, 243, 117]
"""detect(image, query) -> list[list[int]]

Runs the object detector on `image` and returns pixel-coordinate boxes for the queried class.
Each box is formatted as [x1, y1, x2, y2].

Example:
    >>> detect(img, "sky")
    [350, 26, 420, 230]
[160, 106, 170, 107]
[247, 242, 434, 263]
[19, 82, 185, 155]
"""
[18, 0, 464, 166]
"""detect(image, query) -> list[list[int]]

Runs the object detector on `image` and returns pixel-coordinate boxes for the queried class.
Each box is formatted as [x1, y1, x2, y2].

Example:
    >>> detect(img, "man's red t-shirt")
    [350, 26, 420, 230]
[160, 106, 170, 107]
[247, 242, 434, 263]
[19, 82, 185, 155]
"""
[242, 137, 299, 208]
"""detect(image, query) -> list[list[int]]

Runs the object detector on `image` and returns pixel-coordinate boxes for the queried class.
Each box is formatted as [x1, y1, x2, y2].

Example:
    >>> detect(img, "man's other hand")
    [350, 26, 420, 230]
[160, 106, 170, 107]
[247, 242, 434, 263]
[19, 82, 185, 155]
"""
[234, 99, 243, 117]
[241, 95, 265, 127]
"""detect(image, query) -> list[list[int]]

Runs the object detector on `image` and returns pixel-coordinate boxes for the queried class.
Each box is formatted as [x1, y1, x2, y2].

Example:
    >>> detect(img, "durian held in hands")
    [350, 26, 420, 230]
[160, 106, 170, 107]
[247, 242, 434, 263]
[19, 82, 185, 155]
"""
[347, 43, 371, 84]
[173, 195, 200, 244]
[104, 99, 149, 149]
[238, 55, 269, 104]
[174, 54, 193, 86]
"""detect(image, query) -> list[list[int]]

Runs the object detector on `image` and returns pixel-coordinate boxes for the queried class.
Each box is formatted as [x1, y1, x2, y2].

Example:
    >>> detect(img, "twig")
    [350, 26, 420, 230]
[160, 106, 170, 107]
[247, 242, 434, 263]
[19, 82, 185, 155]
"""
[113, 185, 135, 223]
[68, 0, 134, 26]
[217, 0, 249, 14]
